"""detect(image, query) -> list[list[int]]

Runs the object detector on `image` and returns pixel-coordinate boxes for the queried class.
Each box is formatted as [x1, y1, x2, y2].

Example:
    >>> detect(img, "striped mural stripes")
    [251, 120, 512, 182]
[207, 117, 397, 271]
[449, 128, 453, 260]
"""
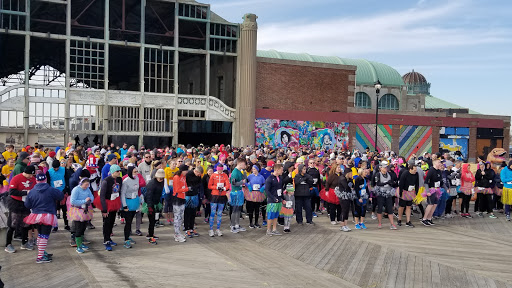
[354, 124, 392, 152]
[399, 125, 432, 160]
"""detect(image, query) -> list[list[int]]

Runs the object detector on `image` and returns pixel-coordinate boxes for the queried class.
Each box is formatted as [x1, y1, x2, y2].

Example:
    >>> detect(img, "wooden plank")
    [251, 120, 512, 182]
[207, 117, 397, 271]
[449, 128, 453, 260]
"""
[385, 249, 401, 288]
[342, 240, 369, 282]
[404, 253, 416, 288]
[395, 251, 409, 288]
[365, 246, 389, 288]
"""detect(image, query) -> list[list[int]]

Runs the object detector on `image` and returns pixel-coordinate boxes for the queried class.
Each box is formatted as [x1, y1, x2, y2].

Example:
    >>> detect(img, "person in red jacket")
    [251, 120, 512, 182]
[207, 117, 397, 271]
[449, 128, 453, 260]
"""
[207, 166, 230, 237]
[5, 165, 36, 253]
[172, 165, 189, 243]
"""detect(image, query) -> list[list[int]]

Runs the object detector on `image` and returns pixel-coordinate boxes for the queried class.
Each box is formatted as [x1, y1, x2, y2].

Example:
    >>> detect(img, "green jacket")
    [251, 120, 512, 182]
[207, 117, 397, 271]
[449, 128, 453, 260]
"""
[12, 157, 27, 177]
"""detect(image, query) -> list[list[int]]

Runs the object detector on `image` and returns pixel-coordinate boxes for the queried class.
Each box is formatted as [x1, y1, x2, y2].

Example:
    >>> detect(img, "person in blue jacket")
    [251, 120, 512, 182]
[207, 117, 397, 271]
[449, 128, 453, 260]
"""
[246, 165, 266, 228]
[23, 173, 63, 263]
[500, 160, 512, 221]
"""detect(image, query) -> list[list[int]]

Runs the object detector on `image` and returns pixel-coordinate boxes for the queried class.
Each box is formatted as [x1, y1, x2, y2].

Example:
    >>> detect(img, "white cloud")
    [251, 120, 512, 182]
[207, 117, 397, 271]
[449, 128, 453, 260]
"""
[256, 1, 512, 57]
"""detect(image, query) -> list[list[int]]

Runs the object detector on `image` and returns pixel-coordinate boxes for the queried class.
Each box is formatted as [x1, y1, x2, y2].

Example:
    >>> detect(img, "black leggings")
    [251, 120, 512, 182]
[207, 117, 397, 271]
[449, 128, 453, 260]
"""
[102, 211, 116, 243]
[73, 221, 87, 238]
[204, 202, 211, 219]
[246, 201, 261, 225]
[461, 194, 471, 213]
[184, 207, 196, 231]
[328, 203, 341, 222]
[57, 200, 69, 226]
[6, 226, 28, 246]
[122, 211, 136, 240]
[478, 193, 493, 213]
[445, 196, 456, 214]
[353, 201, 367, 218]
[311, 195, 321, 212]
[147, 211, 156, 237]
[340, 199, 351, 222]
[35, 224, 52, 235]
[494, 195, 503, 210]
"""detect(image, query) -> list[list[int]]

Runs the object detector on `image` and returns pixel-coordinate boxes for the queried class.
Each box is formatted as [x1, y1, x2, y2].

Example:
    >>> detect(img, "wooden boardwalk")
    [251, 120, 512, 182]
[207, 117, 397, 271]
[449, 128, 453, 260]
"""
[1, 209, 512, 288]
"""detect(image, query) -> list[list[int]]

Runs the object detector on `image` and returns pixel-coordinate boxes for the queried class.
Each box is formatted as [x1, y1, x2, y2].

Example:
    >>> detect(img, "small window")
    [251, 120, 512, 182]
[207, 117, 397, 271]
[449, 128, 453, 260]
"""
[188, 82, 194, 94]
[378, 94, 399, 110]
[217, 76, 224, 98]
[355, 92, 371, 109]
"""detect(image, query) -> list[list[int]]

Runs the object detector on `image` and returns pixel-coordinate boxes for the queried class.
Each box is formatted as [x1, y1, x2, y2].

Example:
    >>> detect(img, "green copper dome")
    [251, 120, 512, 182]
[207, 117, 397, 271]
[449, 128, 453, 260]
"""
[257, 50, 405, 87]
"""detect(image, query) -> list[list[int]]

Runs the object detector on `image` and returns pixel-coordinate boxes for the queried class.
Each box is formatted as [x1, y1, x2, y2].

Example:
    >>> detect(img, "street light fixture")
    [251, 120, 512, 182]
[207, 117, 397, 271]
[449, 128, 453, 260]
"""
[374, 79, 382, 152]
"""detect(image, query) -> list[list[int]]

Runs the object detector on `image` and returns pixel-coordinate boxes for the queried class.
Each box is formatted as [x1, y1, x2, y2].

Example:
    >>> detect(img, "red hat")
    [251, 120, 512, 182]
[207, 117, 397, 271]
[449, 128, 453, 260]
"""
[267, 160, 275, 168]
[49, 151, 56, 158]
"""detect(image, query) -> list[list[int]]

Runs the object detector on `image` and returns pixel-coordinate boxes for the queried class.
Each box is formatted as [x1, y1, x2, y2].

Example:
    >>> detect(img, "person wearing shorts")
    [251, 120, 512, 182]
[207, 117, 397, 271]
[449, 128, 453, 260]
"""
[422, 160, 443, 226]
[372, 161, 398, 230]
[398, 164, 419, 227]
[265, 164, 284, 236]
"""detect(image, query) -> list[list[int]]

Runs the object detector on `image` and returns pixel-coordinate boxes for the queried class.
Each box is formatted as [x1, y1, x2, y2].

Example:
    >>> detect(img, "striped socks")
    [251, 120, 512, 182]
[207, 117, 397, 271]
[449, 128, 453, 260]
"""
[37, 234, 49, 260]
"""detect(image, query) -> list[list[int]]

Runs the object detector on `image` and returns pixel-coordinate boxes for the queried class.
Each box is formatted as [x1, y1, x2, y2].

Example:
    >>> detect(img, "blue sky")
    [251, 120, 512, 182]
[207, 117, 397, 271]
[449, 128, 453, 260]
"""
[208, 0, 512, 116]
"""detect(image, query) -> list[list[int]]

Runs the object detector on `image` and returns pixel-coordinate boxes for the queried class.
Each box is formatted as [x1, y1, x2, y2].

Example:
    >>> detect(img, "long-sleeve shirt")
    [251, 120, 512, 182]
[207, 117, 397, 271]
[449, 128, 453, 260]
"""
[325, 173, 340, 190]
[425, 168, 442, 189]
[121, 176, 139, 208]
[247, 173, 266, 191]
[99, 176, 122, 213]
[265, 174, 283, 203]
[399, 171, 419, 197]
[70, 185, 94, 206]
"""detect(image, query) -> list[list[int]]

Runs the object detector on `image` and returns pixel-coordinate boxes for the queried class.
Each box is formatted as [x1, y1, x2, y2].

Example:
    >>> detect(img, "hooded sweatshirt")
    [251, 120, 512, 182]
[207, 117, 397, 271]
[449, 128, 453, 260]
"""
[24, 182, 63, 214]
[500, 161, 512, 189]
[121, 166, 140, 208]
[293, 164, 313, 197]
[12, 156, 28, 177]
[461, 163, 475, 189]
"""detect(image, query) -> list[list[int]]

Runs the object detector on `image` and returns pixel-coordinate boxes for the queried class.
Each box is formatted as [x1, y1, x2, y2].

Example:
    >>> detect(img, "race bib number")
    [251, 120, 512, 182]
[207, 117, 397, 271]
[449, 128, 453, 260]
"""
[110, 192, 119, 201]
[217, 183, 224, 189]
[169, 180, 173, 186]
[253, 184, 260, 191]
[53, 180, 63, 188]
[277, 189, 282, 197]
[408, 185, 415, 192]
[360, 189, 367, 197]
[313, 178, 318, 185]
[434, 181, 440, 188]
[286, 201, 293, 208]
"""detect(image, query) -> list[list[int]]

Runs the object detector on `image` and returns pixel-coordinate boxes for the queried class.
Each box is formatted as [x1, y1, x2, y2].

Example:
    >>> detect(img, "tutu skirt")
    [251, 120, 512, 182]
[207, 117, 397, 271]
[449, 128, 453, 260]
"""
[280, 206, 294, 217]
[93, 196, 122, 212]
[266, 203, 282, 220]
[24, 213, 58, 227]
[185, 195, 199, 208]
[460, 184, 473, 195]
[68, 206, 93, 222]
[481, 188, 493, 195]
[229, 190, 245, 207]
[413, 187, 426, 204]
[244, 188, 266, 203]
[494, 187, 503, 196]
[321, 188, 340, 205]
[502, 187, 512, 205]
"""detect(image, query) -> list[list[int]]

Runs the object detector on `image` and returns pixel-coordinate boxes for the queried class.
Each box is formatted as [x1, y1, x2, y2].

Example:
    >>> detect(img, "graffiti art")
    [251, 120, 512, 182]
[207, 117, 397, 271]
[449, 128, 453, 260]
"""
[399, 125, 432, 160]
[255, 119, 349, 150]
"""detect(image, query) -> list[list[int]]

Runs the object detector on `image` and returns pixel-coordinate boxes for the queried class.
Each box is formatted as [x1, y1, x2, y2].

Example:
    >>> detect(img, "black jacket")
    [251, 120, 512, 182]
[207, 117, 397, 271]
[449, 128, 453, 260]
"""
[293, 173, 313, 197]
[145, 178, 164, 210]
[425, 168, 442, 189]
[399, 171, 419, 197]
[475, 168, 494, 188]
[202, 174, 212, 201]
[99, 176, 122, 213]
[306, 167, 321, 190]
[265, 174, 283, 203]
[186, 170, 202, 197]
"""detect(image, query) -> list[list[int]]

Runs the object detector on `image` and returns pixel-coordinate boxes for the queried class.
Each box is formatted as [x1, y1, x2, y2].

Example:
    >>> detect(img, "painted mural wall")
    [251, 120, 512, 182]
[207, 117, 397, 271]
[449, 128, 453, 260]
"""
[254, 118, 349, 150]
[399, 125, 432, 160]
[354, 124, 392, 152]
[439, 127, 469, 161]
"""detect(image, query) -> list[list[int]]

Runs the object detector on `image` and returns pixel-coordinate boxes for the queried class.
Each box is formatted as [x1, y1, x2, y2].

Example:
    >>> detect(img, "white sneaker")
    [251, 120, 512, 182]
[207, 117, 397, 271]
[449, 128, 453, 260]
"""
[174, 235, 186, 243]
[345, 226, 352, 231]
[237, 226, 247, 232]
[371, 214, 377, 220]
[215, 229, 223, 237]
[208, 230, 215, 237]
[331, 221, 337, 225]
[231, 227, 239, 233]
[446, 214, 453, 218]
[340, 226, 350, 232]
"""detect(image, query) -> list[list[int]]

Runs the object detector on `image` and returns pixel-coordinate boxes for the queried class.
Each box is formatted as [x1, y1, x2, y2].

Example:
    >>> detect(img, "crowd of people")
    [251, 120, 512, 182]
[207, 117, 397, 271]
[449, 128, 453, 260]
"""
[1, 142, 511, 264]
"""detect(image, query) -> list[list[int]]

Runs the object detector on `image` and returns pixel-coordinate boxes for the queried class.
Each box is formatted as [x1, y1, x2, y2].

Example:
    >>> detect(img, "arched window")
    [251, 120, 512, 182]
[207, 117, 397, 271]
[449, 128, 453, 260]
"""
[378, 94, 399, 110]
[355, 92, 371, 109]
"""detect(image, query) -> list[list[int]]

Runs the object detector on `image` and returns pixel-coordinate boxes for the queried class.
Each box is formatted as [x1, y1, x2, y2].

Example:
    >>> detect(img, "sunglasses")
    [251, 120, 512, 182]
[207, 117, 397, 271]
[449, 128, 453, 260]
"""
[178, 160, 183, 163]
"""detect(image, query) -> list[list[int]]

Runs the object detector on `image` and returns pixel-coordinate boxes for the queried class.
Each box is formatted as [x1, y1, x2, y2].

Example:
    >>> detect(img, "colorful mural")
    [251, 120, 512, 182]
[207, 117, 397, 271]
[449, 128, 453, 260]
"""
[254, 119, 349, 150]
[399, 125, 432, 160]
[439, 127, 470, 161]
[354, 124, 392, 152]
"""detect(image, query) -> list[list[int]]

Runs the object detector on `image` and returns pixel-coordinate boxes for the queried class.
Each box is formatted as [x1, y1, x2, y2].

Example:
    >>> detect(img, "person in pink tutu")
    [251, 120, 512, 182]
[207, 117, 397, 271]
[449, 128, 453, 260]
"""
[69, 178, 94, 254]
[23, 173, 63, 263]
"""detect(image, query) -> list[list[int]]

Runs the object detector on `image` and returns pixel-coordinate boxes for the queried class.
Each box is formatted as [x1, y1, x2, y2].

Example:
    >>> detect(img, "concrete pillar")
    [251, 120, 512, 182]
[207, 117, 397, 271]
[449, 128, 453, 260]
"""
[391, 124, 400, 154]
[468, 127, 477, 163]
[432, 126, 440, 155]
[235, 13, 257, 147]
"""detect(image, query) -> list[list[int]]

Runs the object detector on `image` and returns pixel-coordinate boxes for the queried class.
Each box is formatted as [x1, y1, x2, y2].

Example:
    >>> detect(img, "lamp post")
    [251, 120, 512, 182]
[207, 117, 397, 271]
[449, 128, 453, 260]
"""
[374, 80, 382, 152]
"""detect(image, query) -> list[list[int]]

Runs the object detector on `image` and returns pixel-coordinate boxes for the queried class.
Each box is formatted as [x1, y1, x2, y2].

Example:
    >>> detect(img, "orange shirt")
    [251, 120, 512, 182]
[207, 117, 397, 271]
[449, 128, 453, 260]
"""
[172, 174, 187, 199]
[208, 172, 231, 196]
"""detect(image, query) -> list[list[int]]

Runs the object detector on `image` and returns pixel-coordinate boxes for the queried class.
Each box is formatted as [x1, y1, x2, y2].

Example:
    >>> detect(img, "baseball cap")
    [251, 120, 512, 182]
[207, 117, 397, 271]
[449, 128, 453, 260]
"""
[36, 173, 47, 181]
[24, 165, 36, 175]
[107, 154, 116, 161]
[267, 160, 275, 168]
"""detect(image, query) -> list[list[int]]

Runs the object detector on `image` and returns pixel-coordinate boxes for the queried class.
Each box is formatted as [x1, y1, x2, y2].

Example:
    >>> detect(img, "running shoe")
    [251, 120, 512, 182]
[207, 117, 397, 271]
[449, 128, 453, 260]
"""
[148, 237, 158, 245]
[215, 229, 223, 237]
[209, 230, 215, 237]
[312, 212, 318, 218]
[355, 223, 362, 230]
[390, 225, 398, 230]
[360, 223, 367, 229]
[44, 251, 53, 258]
[4, 244, 15, 253]
[465, 213, 473, 218]
[135, 230, 143, 236]
[70, 239, 77, 247]
[266, 230, 273, 236]
[76, 246, 85, 254]
[489, 214, 498, 219]
[52, 227, 58, 233]
[20, 243, 34, 250]
[254, 223, 262, 229]
[109, 240, 118, 246]
[345, 226, 352, 231]
[445, 214, 454, 219]
[262, 220, 267, 226]
[478, 212, 484, 218]
[377, 224, 382, 229]
[104, 242, 112, 251]
[249, 224, 255, 229]
[507, 215, 511, 221]
[80, 244, 90, 250]
[128, 238, 136, 244]
[427, 220, 435, 226]
[306, 221, 315, 225]
[36, 255, 52, 263]
[283, 229, 291, 233]
[340, 226, 350, 232]
[87, 223, 95, 229]
[64, 225, 71, 231]
[421, 219, 431, 226]
[193, 230, 200, 237]
[204, 218, 209, 223]
[82, 238, 91, 245]
[124, 241, 132, 249]
[174, 235, 186, 243]
[316, 210, 323, 215]
[237, 226, 247, 232]
[397, 220, 402, 226]
[271, 230, 282, 236]
[331, 221, 337, 225]
[371, 214, 377, 220]
[405, 222, 415, 228]
[187, 231, 194, 238]
[231, 227, 239, 233]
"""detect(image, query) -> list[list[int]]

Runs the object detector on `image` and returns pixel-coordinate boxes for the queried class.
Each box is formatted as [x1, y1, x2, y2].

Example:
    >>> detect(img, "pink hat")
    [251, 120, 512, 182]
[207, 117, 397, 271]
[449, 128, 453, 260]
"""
[216, 166, 224, 172]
